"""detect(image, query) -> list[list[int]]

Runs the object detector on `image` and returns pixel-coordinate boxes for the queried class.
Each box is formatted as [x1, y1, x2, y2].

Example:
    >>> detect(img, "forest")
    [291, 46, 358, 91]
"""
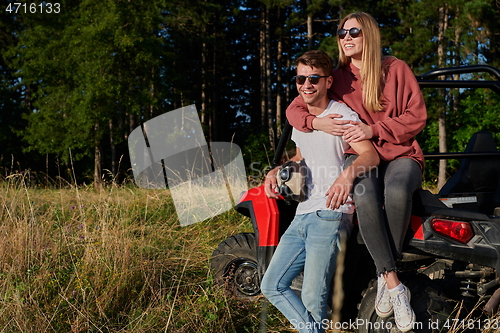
[1, 0, 500, 188]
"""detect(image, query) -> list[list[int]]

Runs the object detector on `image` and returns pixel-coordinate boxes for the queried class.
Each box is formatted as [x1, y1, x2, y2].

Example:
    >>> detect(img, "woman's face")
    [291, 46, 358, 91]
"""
[340, 18, 364, 66]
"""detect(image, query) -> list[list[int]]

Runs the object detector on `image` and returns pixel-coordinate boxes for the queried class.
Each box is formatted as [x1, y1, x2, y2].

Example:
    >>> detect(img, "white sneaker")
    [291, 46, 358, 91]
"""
[375, 276, 393, 317]
[389, 284, 415, 332]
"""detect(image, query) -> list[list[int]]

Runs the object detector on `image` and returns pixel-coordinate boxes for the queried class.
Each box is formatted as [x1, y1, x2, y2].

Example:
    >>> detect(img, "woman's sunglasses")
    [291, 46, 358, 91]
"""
[294, 75, 329, 85]
[337, 27, 362, 39]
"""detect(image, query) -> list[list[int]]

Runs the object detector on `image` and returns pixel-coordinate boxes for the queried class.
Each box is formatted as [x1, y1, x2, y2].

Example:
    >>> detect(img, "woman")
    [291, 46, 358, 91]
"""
[286, 12, 426, 333]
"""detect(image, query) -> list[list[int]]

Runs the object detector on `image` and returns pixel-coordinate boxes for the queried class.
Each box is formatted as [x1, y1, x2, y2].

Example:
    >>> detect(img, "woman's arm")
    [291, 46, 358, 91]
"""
[286, 95, 351, 135]
[370, 60, 427, 144]
[342, 60, 426, 144]
[285, 95, 315, 132]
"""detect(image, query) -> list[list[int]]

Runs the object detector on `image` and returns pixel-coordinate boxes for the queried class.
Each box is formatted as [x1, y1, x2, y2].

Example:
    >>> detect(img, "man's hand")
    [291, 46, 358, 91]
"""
[312, 114, 351, 136]
[325, 173, 353, 209]
[343, 121, 373, 143]
[264, 167, 280, 198]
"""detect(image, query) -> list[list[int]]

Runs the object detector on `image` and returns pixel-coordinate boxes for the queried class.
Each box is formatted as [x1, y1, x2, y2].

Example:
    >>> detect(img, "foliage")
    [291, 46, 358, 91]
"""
[0, 6, 26, 167]
[0, 0, 500, 188]
[452, 88, 500, 150]
[5, 0, 168, 172]
[241, 130, 274, 173]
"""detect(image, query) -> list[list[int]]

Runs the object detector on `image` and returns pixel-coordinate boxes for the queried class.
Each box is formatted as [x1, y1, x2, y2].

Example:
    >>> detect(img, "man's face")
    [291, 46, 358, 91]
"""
[296, 64, 332, 107]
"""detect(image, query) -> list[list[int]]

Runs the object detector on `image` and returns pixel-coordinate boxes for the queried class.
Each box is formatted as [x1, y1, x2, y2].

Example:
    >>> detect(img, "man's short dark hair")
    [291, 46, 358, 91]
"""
[295, 50, 333, 75]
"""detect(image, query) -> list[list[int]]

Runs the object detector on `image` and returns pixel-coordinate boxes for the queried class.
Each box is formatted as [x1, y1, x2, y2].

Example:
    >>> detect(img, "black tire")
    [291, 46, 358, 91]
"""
[210, 233, 260, 299]
[357, 276, 454, 333]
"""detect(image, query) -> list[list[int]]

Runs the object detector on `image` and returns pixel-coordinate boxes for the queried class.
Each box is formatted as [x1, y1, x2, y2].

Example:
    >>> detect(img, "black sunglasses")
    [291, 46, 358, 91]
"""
[337, 27, 362, 39]
[294, 75, 329, 85]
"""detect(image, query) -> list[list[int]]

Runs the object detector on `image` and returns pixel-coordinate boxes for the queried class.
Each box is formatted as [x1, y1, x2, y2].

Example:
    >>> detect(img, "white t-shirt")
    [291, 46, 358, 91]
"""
[292, 100, 360, 215]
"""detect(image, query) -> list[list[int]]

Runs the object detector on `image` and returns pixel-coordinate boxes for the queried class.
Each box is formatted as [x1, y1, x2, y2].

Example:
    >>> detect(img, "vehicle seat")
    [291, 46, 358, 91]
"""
[438, 131, 500, 215]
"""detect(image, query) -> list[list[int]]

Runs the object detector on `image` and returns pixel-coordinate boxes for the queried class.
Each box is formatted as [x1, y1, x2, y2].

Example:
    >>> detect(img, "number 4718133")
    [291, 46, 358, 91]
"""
[6, 3, 61, 14]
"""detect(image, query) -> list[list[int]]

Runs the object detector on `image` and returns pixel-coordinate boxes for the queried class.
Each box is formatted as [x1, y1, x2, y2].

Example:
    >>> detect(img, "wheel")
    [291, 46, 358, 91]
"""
[210, 233, 260, 299]
[357, 276, 454, 333]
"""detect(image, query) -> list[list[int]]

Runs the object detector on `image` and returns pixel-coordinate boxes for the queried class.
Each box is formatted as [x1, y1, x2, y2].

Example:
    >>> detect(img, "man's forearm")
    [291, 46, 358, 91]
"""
[343, 152, 379, 182]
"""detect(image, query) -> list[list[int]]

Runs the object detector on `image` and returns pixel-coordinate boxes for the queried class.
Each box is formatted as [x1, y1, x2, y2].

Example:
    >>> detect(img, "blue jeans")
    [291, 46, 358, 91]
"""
[261, 210, 352, 333]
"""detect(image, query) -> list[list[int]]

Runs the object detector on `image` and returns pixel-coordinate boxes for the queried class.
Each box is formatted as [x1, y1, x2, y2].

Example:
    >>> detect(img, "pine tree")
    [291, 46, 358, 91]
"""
[7, 0, 167, 186]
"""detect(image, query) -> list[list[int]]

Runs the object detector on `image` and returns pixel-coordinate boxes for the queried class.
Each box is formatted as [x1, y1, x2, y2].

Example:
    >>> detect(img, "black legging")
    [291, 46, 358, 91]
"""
[346, 155, 422, 275]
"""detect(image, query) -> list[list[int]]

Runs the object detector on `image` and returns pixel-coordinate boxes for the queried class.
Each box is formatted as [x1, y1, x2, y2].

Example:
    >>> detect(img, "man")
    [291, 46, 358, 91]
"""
[260, 50, 380, 333]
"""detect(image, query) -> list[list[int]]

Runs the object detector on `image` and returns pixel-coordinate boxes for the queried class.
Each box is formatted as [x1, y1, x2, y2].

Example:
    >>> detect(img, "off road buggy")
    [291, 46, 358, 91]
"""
[211, 65, 500, 332]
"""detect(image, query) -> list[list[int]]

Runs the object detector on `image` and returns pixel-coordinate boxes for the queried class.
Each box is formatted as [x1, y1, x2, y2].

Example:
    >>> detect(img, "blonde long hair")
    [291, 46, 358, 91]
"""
[337, 12, 385, 112]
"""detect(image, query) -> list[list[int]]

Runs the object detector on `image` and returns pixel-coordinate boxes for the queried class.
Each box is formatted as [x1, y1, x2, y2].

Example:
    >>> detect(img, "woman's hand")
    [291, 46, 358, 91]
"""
[343, 121, 373, 143]
[312, 114, 351, 136]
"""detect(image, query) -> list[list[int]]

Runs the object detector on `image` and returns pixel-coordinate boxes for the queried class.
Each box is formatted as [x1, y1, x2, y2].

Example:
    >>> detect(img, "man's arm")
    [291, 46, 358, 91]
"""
[265, 148, 303, 199]
[325, 140, 379, 209]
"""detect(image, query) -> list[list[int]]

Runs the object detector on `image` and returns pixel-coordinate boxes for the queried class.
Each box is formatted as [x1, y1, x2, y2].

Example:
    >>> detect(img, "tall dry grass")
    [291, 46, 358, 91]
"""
[0, 173, 291, 332]
[3, 171, 498, 333]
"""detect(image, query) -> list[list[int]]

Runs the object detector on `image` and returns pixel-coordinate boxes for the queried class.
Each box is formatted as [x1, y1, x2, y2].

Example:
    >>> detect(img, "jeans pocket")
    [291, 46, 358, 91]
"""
[314, 210, 342, 221]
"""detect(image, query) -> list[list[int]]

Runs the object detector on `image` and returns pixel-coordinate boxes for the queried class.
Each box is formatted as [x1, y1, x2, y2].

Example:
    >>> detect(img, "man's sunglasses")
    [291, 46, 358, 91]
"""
[337, 27, 362, 39]
[294, 75, 329, 85]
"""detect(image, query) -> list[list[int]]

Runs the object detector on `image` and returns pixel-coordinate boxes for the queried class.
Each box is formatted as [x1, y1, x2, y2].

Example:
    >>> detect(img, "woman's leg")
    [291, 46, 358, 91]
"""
[352, 158, 421, 275]
[351, 164, 395, 275]
[351, 157, 420, 332]
[383, 158, 422, 260]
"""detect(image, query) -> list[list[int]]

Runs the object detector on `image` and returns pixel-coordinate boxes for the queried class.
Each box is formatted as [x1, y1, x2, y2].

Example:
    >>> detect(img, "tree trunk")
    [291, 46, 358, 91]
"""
[109, 119, 116, 177]
[265, 6, 275, 151]
[94, 123, 102, 190]
[437, 5, 448, 191]
[306, 0, 313, 50]
[200, 23, 213, 142]
[451, 22, 461, 169]
[276, 34, 283, 138]
[201, 38, 208, 136]
[129, 112, 135, 139]
[286, 39, 291, 110]
[212, 28, 217, 142]
[260, 7, 266, 130]
[150, 66, 155, 118]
